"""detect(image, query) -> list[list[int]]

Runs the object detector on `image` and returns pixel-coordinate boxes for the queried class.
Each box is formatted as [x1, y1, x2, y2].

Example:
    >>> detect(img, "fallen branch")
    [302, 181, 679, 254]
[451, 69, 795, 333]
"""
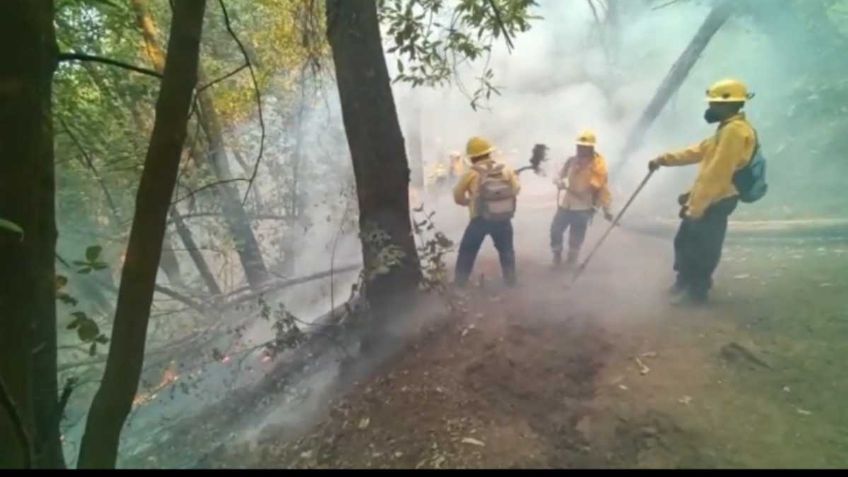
[226, 263, 361, 309]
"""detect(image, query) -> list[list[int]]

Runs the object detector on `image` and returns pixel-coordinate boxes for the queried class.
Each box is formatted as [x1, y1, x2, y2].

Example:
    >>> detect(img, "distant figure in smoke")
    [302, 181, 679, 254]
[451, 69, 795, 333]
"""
[449, 151, 467, 180]
[550, 130, 613, 269]
[453, 137, 521, 288]
[649, 79, 762, 306]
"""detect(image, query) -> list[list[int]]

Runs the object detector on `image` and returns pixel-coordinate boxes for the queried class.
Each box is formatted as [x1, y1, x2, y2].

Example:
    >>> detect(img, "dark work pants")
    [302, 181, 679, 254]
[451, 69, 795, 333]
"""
[673, 197, 738, 296]
[454, 217, 516, 286]
[550, 208, 593, 255]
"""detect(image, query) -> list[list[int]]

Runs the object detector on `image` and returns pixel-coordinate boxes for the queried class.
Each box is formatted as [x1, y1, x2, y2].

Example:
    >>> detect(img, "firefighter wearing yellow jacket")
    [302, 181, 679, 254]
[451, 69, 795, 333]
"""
[649, 79, 757, 305]
[550, 130, 613, 268]
[453, 137, 521, 288]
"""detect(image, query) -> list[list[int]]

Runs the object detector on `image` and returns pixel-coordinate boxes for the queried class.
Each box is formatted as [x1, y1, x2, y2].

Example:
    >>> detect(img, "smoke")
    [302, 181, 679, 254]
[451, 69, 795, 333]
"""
[388, 0, 838, 222]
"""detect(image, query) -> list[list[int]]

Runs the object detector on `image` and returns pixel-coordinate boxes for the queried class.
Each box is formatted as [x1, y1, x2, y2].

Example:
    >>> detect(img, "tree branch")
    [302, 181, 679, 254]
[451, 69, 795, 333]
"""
[172, 178, 250, 204]
[215, 0, 266, 206]
[0, 375, 32, 468]
[487, 0, 515, 52]
[196, 63, 249, 96]
[57, 52, 162, 78]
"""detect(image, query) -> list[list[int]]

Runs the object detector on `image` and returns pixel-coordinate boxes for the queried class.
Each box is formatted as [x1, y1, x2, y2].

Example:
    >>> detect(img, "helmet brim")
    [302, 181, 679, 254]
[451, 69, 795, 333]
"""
[467, 146, 495, 159]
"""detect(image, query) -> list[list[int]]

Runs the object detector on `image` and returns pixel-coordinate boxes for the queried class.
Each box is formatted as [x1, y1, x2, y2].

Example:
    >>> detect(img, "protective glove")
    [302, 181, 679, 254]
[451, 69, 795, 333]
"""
[679, 205, 689, 220]
[648, 158, 663, 172]
[678, 192, 690, 206]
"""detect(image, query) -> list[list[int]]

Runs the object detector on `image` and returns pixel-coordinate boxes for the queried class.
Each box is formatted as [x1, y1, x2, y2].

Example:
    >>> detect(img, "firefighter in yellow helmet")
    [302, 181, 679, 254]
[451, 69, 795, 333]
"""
[648, 79, 757, 305]
[453, 136, 521, 288]
[550, 130, 613, 268]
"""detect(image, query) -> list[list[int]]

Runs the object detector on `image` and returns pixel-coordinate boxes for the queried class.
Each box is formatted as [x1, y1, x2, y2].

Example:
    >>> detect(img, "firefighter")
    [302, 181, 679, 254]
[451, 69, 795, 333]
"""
[550, 130, 613, 268]
[453, 137, 521, 288]
[649, 79, 757, 306]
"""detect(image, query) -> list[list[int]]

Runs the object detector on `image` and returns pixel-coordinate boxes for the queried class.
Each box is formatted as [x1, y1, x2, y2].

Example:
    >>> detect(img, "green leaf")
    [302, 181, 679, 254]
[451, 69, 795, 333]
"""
[78, 268, 92, 274]
[85, 245, 102, 262]
[91, 262, 109, 271]
[56, 275, 68, 291]
[71, 311, 88, 320]
[78, 320, 99, 342]
[58, 293, 78, 307]
[0, 218, 23, 239]
[95, 335, 109, 344]
[89, 343, 97, 356]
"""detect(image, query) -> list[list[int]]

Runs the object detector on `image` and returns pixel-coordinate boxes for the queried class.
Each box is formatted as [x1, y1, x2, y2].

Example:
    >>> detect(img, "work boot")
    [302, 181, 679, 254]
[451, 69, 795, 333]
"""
[564, 251, 578, 270]
[668, 280, 687, 296]
[671, 289, 708, 307]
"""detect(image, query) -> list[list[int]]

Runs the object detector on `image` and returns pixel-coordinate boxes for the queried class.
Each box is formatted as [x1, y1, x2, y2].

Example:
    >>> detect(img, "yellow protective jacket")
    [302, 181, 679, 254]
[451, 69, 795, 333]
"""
[658, 113, 755, 219]
[556, 153, 612, 211]
[453, 159, 521, 219]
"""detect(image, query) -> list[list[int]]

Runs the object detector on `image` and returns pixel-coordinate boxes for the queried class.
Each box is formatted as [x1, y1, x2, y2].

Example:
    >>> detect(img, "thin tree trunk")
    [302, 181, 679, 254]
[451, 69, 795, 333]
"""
[171, 206, 223, 296]
[0, 0, 62, 469]
[614, 0, 732, 172]
[158, 236, 185, 288]
[406, 100, 425, 192]
[194, 84, 271, 288]
[326, 0, 421, 313]
[131, 0, 270, 291]
[77, 0, 206, 468]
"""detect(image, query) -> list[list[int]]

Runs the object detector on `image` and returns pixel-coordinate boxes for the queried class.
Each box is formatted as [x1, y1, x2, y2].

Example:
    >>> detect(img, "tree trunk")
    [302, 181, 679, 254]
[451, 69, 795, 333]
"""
[0, 0, 62, 469]
[76, 0, 206, 468]
[326, 0, 421, 313]
[613, 0, 732, 172]
[405, 99, 425, 192]
[131, 0, 270, 291]
[158, 235, 185, 288]
[170, 206, 223, 296]
[194, 82, 271, 288]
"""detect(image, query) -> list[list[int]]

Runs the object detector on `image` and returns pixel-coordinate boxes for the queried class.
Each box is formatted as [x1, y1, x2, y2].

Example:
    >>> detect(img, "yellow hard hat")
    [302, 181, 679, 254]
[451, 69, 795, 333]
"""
[466, 136, 495, 159]
[575, 130, 597, 146]
[705, 79, 753, 103]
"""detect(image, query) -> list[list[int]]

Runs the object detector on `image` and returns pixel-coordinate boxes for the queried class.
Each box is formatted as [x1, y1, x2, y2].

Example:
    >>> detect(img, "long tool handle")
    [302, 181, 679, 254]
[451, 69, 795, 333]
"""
[571, 169, 655, 285]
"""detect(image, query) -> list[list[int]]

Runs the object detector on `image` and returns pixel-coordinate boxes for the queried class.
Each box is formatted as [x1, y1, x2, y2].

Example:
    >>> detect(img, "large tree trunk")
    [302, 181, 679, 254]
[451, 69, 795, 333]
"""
[613, 0, 732, 172]
[77, 0, 206, 468]
[0, 0, 62, 469]
[326, 0, 421, 313]
[131, 0, 270, 291]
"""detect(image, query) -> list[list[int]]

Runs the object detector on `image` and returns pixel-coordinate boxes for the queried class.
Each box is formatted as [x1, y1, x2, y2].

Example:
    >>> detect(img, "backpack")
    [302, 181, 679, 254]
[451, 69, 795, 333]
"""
[732, 129, 768, 203]
[473, 162, 517, 221]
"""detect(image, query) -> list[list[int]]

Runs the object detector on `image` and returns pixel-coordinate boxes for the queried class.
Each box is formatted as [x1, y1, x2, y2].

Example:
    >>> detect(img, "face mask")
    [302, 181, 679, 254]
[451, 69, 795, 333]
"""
[703, 107, 722, 124]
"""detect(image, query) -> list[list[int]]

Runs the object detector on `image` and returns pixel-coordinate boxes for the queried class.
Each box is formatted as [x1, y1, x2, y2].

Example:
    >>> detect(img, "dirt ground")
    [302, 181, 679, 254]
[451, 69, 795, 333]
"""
[195, 197, 848, 469]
